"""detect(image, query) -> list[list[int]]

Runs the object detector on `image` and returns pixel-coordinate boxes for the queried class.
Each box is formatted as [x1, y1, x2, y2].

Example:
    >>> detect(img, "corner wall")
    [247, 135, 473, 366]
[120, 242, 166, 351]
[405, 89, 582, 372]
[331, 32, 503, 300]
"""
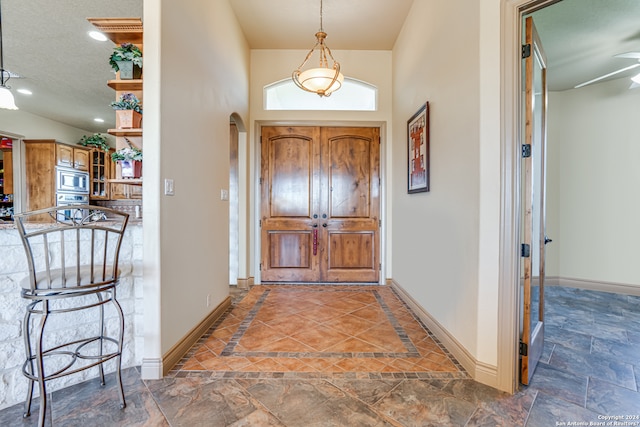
[546, 78, 640, 288]
[142, 0, 250, 376]
[391, 0, 503, 385]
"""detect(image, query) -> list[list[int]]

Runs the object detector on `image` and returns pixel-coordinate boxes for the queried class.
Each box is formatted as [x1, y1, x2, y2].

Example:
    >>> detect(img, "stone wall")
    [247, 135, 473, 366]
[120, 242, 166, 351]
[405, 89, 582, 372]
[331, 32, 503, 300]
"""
[0, 224, 144, 410]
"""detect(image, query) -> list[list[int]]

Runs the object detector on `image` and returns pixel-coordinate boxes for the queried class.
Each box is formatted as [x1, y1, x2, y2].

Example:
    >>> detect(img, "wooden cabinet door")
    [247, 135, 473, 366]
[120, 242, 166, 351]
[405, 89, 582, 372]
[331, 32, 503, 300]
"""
[2, 149, 13, 194]
[56, 144, 74, 168]
[260, 126, 380, 283]
[24, 141, 56, 211]
[73, 148, 89, 171]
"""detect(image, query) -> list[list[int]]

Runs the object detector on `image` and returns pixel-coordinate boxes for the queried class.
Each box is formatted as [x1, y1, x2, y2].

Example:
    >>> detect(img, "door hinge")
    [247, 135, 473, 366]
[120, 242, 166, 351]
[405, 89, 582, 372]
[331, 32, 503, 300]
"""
[522, 144, 531, 158]
[259, 177, 263, 185]
[519, 341, 528, 356]
[522, 44, 531, 59]
[521, 243, 530, 258]
[379, 263, 382, 271]
[259, 220, 262, 228]
[259, 263, 262, 271]
[379, 219, 382, 227]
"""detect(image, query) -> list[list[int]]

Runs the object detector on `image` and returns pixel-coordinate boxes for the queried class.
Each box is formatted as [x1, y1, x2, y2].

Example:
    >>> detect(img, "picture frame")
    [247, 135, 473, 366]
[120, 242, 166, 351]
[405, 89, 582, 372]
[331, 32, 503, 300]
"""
[407, 102, 430, 193]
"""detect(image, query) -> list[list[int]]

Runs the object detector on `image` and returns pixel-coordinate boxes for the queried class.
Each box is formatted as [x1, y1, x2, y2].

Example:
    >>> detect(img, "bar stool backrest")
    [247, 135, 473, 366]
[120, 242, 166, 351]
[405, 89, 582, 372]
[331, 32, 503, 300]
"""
[14, 205, 130, 296]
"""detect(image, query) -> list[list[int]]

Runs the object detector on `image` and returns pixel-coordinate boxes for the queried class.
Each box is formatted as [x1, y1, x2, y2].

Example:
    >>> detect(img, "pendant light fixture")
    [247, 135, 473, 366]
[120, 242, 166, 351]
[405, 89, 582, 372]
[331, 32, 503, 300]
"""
[0, 0, 18, 110]
[292, 0, 344, 97]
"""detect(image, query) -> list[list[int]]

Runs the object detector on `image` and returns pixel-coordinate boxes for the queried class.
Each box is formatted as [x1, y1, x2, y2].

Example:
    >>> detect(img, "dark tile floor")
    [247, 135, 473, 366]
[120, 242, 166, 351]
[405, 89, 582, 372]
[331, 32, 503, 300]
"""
[2, 285, 640, 426]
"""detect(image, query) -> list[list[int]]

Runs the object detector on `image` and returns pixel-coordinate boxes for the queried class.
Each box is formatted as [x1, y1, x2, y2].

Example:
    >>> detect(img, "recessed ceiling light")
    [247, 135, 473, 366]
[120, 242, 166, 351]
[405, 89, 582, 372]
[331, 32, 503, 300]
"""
[88, 31, 108, 42]
[94, 118, 105, 123]
[17, 89, 32, 95]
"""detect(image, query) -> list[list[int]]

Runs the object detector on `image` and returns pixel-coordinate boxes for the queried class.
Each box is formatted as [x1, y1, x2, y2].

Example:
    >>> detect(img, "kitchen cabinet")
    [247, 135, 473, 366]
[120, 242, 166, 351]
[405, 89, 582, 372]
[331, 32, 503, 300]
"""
[56, 143, 89, 171]
[23, 140, 90, 211]
[89, 148, 112, 200]
[1, 148, 13, 195]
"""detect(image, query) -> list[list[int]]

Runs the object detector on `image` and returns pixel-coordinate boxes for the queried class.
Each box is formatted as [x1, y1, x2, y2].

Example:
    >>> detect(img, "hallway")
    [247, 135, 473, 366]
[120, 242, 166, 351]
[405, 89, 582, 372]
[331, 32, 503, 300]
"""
[2, 285, 640, 426]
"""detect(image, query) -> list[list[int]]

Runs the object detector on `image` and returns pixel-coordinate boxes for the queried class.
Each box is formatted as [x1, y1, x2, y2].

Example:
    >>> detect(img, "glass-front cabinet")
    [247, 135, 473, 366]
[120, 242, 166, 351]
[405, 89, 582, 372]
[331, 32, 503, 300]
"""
[90, 149, 110, 199]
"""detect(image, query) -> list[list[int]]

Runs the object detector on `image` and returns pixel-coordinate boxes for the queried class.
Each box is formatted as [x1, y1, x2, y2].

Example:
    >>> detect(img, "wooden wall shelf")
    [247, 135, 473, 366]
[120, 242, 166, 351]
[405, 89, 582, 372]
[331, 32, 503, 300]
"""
[108, 179, 143, 185]
[107, 80, 143, 91]
[87, 18, 143, 45]
[108, 129, 143, 137]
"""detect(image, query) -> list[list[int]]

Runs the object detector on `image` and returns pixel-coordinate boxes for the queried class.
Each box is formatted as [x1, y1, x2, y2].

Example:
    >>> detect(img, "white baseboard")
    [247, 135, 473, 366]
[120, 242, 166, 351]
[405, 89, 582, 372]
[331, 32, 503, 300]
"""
[389, 280, 499, 389]
[545, 276, 640, 296]
[141, 358, 163, 380]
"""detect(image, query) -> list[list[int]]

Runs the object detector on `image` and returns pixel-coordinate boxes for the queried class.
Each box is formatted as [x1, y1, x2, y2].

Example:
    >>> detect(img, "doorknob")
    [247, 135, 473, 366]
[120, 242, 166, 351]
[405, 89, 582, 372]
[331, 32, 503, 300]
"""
[312, 223, 318, 228]
[544, 236, 553, 245]
[322, 223, 327, 227]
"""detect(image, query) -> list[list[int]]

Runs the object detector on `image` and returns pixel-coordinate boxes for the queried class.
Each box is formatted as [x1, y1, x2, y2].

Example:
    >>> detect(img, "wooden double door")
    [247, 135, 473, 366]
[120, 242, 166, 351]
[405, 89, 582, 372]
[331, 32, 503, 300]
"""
[260, 126, 380, 283]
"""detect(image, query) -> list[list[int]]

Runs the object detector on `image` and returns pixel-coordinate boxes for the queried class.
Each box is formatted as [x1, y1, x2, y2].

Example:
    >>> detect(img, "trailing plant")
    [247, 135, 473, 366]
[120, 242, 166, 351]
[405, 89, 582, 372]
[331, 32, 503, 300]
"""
[109, 43, 143, 72]
[110, 92, 142, 113]
[111, 146, 142, 162]
[111, 139, 142, 162]
[78, 133, 110, 152]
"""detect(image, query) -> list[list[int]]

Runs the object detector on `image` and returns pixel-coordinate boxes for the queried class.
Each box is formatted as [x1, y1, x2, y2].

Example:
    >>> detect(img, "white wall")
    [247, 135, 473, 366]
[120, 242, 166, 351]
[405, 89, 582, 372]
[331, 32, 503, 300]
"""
[546, 78, 640, 287]
[391, 0, 503, 379]
[0, 110, 90, 145]
[145, 0, 250, 362]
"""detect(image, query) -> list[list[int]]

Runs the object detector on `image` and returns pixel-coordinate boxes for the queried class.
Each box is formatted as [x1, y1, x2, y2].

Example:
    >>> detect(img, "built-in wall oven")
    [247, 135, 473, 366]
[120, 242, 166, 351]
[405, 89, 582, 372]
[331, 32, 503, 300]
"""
[55, 167, 90, 220]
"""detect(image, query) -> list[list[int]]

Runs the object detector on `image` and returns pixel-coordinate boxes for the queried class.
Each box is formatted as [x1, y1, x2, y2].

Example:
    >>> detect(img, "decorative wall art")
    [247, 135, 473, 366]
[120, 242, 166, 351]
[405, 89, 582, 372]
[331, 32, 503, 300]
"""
[407, 102, 430, 193]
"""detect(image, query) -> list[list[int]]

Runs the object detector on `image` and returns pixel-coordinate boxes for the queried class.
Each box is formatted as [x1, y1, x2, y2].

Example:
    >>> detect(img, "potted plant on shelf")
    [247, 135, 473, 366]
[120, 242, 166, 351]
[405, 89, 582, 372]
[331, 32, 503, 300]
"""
[110, 92, 142, 129]
[109, 42, 143, 80]
[111, 142, 142, 179]
[77, 133, 110, 152]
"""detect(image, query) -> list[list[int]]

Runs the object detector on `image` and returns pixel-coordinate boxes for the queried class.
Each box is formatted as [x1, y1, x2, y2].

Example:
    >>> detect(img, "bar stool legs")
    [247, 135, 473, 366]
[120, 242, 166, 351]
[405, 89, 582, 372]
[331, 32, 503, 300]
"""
[21, 294, 127, 426]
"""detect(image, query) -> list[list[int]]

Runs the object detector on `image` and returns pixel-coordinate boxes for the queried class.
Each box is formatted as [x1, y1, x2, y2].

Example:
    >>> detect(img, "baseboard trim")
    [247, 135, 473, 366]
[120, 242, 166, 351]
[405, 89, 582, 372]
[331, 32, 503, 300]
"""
[545, 276, 640, 296]
[162, 296, 232, 376]
[141, 358, 163, 380]
[237, 277, 254, 290]
[389, 280, 499, 389]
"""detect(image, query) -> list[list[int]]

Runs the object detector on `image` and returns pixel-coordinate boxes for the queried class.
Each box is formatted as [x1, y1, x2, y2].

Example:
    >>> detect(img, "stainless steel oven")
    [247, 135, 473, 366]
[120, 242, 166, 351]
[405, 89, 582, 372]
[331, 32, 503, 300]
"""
[56, 193, 90, 221]
[56, 167, 89, 194]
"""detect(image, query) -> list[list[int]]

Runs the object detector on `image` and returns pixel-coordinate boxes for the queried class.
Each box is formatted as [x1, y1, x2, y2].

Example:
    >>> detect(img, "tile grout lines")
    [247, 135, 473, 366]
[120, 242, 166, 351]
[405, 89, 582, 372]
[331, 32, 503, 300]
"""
[170, 285, 469, 380]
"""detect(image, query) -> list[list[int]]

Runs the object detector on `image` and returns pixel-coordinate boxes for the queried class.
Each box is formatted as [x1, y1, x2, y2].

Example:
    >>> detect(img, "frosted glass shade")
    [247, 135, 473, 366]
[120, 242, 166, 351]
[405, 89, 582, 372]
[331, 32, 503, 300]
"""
[0, 86, 18, 110]
[295, 67, 344, 96]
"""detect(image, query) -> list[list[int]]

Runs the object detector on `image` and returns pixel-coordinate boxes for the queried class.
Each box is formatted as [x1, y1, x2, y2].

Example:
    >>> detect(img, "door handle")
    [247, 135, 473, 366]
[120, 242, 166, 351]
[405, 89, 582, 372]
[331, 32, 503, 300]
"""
[544, 236, 553, 245]
[322, 223, 327, 228]
[313, 229, 318, 256]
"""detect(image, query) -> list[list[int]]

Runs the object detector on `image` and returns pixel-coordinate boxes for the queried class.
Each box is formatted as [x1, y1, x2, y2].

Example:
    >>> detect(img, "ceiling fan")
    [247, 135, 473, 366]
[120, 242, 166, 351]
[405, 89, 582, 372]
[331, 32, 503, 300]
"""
[574, 51, 640, 89]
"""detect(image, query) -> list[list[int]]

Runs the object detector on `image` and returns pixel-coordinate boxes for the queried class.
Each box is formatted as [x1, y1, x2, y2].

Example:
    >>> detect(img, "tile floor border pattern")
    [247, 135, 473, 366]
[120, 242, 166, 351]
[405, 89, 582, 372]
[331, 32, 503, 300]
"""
[221, 288, 422, 358]
[168, 284, 470, 380]
[389, 286, 468, 374]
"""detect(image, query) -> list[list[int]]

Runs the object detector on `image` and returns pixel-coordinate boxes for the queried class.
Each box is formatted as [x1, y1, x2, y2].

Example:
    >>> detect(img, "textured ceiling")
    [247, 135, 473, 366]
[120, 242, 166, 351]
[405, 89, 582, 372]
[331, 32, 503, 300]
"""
[0, 0, 639, 134]
[531, 0, 640, 91]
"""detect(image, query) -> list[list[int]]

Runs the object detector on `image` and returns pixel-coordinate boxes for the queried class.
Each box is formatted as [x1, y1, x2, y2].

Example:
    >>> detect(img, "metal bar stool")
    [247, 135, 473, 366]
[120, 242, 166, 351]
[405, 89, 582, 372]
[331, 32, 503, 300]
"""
[14, 205, 129, 427]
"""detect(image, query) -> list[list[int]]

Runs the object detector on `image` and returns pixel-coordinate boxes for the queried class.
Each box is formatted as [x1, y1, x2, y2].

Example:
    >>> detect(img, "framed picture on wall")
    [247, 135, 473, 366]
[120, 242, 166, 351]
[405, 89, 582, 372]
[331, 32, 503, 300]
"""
[407, 102, 430, 193]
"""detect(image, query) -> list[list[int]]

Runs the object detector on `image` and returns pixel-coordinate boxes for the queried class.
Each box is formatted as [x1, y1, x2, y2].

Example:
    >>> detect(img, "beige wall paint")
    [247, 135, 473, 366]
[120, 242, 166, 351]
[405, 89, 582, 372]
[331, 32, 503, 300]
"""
[546, 78, 640, 286]
[392, 0, 490, 365]
[0, 110, 88, 144]
[146, 0, 250, 360]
